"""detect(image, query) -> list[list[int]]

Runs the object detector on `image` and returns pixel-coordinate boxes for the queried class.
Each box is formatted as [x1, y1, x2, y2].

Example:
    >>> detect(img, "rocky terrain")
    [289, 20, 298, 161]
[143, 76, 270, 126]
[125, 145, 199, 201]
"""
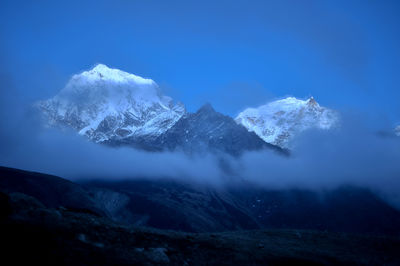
[2, 166, 400, 235]
[1, 169, 400, 265]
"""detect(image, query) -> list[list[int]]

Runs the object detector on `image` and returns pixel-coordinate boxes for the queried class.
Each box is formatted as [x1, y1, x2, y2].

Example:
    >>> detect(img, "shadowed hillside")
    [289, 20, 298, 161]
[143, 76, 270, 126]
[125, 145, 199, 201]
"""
[2, 188, 400, 265]
[2, 166, 400, 235]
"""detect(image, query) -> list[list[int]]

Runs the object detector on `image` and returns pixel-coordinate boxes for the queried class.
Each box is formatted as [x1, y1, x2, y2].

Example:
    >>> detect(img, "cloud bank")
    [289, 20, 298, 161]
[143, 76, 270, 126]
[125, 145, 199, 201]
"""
[0, 82, 399, 207]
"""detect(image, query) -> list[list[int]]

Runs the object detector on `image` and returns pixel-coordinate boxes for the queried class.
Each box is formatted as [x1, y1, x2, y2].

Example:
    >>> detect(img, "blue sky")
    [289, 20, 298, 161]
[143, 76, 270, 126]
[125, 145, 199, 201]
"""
[0, 0, 399, 124]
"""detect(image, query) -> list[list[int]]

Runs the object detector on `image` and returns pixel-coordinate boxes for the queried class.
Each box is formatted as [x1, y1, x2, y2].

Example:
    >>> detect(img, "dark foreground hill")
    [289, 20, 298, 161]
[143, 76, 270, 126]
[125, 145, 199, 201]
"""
[2, 190, 400, 265]
[1, 166, 400, 264]
[1, 166, 400, 235]
[85, 179, 400, 235]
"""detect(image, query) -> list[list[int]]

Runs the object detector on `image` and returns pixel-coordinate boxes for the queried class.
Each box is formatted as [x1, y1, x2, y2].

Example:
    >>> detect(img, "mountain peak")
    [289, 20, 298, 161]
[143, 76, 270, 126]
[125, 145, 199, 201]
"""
[307, 96, 319, 107]
[77, 63, 155, 85]
[197, 103, 215, 113]
[92, 63, 111, 72]
[155, 103, 279, 156]
[236, 96, 339, 148]
[37, 64, 185, 143]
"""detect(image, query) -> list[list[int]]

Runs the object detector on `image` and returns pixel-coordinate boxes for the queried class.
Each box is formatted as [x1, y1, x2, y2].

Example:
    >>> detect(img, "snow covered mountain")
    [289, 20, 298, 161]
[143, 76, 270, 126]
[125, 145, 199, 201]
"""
[37, 64, 333, 154]
[37, 64, 185, 143]
[235, 97, 339, 148]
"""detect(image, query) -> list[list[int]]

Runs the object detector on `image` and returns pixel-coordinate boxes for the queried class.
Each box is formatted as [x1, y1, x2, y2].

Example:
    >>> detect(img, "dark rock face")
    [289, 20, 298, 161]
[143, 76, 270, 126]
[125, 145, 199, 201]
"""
[153, 104, 284, 156]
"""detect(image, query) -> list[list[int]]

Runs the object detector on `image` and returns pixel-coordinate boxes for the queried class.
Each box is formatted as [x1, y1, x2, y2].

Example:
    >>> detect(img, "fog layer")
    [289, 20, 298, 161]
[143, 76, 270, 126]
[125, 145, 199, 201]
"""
[0, 87, 399, 207]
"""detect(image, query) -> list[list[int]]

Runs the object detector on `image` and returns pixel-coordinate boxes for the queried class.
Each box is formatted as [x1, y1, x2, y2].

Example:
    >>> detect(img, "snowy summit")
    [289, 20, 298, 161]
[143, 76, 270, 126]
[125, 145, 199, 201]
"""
[79, 63, 155, 85]
[235, 97, 339, 148]
[37, 64, 185, 142]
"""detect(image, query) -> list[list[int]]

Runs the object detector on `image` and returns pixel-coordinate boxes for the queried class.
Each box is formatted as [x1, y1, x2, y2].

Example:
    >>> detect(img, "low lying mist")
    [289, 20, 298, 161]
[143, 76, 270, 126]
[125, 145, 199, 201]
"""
[1, 84, 399, 208]
[239, 116, 400, 207]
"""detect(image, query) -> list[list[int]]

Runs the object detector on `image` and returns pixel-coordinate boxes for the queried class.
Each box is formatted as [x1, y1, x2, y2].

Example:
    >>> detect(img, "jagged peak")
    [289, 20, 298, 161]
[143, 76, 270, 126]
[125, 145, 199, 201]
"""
[306, 96, 319, 107]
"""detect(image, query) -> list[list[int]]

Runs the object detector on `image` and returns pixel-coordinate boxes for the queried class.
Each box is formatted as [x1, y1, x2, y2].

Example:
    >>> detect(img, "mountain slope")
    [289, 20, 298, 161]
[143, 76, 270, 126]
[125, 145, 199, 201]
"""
[0, 166, 260, 232]
[153, 104, 283, 156]
[4, 189, 400, 265]
[2, 166, 400, 235]
[0, 166, 105, 216]
[37, 64, 185, 143]
[236, 97, 339, 148]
